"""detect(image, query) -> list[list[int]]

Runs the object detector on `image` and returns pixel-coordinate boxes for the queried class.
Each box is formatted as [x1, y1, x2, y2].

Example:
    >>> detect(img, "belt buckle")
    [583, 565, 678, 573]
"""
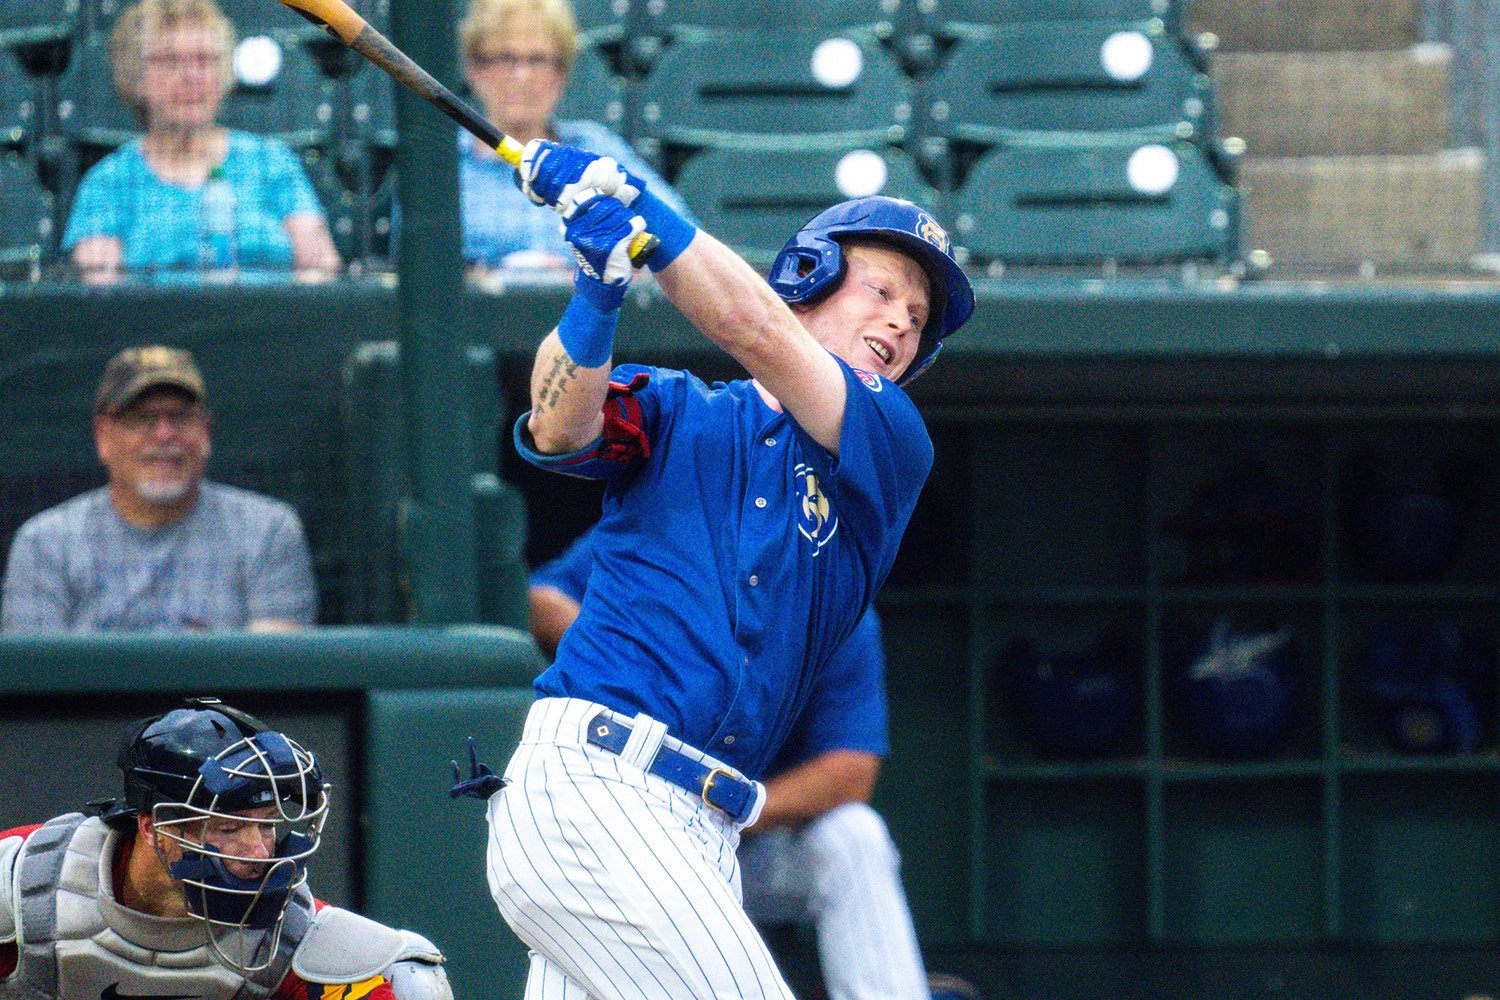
[701, 766, 735, 814]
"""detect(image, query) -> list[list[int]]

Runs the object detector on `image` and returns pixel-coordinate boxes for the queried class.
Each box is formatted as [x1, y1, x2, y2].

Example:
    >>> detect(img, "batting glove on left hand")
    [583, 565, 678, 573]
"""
[518, 140, 645, 215]
[565, 190, 647, 291]
[449, 736, 507, 800]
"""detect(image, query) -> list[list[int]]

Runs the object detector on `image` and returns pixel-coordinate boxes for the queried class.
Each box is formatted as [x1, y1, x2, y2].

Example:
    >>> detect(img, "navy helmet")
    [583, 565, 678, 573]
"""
[105, 698, 329, 973]
[768, 195, 975, 385]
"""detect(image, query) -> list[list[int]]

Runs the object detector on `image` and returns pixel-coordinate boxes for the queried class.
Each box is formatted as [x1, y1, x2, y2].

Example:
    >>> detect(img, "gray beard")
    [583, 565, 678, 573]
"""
[134, 476, 194, 505]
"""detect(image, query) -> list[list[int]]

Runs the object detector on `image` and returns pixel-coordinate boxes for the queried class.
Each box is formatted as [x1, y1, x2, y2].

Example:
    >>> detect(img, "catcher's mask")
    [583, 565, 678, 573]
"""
[767, 195, 975, 386]
[108, 698, 329, 974]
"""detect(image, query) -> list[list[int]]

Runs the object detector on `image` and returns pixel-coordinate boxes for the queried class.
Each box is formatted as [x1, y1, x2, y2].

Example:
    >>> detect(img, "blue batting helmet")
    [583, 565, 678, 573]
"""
[768, 196, 975, 385]
[1359, 620, 1481, 754]
[1004, 635, 1136, 759]
[1179, 620, 1299, 758]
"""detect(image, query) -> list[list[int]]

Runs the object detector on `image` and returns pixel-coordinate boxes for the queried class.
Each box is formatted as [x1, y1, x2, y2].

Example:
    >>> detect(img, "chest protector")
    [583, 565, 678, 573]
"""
[1, 814, 313, 1000]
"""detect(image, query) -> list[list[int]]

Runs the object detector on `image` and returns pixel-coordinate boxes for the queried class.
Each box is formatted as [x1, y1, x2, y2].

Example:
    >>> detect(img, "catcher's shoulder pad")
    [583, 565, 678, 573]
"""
[0, 829, 21, 944]
[290, 905, 444, 984]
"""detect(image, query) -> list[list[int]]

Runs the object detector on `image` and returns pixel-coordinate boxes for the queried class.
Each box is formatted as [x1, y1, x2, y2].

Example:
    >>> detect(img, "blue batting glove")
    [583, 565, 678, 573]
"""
[564, 190, 646, 290]
[449, 736, 507, 800]
[517, 139, 645, 214]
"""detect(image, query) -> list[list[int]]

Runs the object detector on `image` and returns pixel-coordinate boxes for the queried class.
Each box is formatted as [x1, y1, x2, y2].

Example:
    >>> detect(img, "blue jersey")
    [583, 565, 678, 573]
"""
[514, 357, 929, 779]
[529, 528, 891, 778]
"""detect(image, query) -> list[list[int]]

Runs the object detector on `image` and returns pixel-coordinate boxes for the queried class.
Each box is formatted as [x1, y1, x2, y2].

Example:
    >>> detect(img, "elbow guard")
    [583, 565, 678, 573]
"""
[292, 906, 450, 1000]
[386, 957, 453, 1000]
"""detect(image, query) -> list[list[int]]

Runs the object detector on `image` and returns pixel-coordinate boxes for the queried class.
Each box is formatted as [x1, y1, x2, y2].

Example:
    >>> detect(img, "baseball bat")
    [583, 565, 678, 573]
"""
[276, 0, 660, 265]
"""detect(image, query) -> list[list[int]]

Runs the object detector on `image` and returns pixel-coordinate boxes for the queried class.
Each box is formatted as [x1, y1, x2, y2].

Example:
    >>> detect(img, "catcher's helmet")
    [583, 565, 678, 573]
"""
[107, 697, 329, 974]
[768, 195, 975, 385]
[112, 697, 277, 819]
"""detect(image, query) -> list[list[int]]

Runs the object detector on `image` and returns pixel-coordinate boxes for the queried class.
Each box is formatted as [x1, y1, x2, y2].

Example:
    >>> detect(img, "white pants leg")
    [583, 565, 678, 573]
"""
[487, 698, 794, 1000]
[739, 803, 930, 1000]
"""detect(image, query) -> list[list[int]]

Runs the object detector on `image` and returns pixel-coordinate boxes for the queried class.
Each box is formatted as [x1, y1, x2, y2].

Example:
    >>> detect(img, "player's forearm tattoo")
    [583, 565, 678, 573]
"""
[536, 354, 581, 413]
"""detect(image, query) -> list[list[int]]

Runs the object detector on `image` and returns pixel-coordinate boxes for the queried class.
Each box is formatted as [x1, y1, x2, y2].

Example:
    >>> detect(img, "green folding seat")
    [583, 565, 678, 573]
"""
[56, 35, 138, 157]
[341, 341, 529, 628]
[933, 0, 1177, 31]
[556, 40, 626, 133]
[952, 134, 1238, 266]
[638, 0, 900, 33]
[922, 20, 1212, 146]
[0, 47, 27, 146]
[634, 28, 910, 164]
[673, 144, 939, 268]
[0, 148, 53, 269]
[219, 32, 334, 148]
[0, 0, 77, 49]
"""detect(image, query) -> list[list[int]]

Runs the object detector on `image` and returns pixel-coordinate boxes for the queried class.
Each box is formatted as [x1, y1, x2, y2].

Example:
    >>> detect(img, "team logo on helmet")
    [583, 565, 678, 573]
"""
[916, 213, 950, 253]
[796, 464, 838, 553]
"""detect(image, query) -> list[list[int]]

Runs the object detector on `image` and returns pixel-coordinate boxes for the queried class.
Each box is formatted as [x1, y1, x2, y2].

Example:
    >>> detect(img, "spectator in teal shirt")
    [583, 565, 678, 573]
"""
[63, 0, 341, 283]
[456, 0, 692, 276]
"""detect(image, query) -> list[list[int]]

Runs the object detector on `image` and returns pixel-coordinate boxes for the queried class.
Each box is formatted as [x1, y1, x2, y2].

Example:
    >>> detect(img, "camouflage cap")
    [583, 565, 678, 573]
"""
[96, 345, 207, 415]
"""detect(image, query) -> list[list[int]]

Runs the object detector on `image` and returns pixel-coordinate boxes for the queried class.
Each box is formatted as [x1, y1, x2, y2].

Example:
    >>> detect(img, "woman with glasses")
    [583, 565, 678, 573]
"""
[457, 0, 692, 276]
[63, 0, 341, 284]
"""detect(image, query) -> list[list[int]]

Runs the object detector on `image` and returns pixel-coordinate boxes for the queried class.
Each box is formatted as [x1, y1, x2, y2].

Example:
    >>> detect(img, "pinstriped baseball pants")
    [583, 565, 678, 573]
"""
[486, 697, 796, 1000]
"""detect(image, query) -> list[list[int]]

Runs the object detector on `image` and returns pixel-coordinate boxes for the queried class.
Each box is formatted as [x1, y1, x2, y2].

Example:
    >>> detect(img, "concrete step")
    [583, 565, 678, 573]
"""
[1213, 45, 1452, 156]
[1240, 150, 1484, 267]
[1188, 0, 1420, 51]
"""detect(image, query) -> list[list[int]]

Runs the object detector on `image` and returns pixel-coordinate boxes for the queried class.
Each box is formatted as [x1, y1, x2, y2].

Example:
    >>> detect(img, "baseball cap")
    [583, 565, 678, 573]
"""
[96, 345, 207, 415]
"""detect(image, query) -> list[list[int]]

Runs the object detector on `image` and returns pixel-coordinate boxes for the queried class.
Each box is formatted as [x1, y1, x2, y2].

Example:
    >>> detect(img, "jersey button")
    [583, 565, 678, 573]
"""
[755, 497, 767, 508]
[764, 437, 776, 446]
[748, 575, 759, 586]
[723, 735, 736, 745]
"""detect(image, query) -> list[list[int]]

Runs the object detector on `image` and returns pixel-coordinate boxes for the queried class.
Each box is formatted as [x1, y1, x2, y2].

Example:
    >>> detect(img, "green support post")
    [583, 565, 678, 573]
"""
[389, 0, 478, 623]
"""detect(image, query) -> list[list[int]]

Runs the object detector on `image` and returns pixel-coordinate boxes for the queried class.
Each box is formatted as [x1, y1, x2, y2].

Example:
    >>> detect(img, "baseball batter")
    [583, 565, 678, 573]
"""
[470, 141, 974, 1000]
[529, 528, 975, 1000]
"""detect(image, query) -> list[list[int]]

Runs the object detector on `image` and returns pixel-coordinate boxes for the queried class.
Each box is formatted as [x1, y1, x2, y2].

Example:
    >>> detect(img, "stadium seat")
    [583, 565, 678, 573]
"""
[624, 0, 916, 74]
[952, 134, 1238, 266]
[0, 0, 77, 49]
[921, 21, 1214, 147]
[341, 341, 527, 628]
[929, 0, 1177, 31]
[634, 28, 911, 167]
[673, 144, 938, 268]
[0, 148, 54, 271]
[556, 39, 625, 133]
[56, 34, 139, 157]
[571, 0, 625, 34]
[638, 0, 900, 33]
[220, 31, 334, 148]
[0, 47, 29, 146]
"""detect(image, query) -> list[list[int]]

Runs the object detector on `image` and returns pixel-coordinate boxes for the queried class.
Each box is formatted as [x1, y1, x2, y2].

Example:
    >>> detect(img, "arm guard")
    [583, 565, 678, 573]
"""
[0, 832, 22, 946]
[290, 907, 450, 1000]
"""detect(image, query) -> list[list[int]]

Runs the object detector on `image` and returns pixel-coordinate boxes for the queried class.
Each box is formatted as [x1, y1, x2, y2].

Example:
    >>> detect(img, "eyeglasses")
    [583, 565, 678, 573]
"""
[469, 50, 563, 72]
[111, 405, 208, 433]
[146, 51, 223, 73]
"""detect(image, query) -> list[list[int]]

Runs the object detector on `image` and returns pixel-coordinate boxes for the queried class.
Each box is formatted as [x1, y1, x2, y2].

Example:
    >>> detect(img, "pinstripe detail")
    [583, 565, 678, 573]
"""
[488, 699, 793, 1000]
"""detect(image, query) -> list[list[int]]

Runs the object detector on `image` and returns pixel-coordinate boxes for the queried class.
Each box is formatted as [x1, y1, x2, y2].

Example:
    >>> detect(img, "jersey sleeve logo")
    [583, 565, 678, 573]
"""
[796, 465, 839, 553]
[853, 369, 883, 392]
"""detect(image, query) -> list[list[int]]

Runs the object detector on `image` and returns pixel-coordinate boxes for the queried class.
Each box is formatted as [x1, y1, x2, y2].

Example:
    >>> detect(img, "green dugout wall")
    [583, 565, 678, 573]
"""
[3, 281, 1500, 998]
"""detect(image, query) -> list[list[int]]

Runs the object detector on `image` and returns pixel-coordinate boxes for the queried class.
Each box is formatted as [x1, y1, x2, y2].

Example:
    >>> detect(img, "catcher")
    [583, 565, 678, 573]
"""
[0, 698, 450, 1000]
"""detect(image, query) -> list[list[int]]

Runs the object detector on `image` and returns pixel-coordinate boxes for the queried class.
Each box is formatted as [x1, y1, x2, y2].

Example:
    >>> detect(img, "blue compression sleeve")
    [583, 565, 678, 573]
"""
[557, 274, 625, 367]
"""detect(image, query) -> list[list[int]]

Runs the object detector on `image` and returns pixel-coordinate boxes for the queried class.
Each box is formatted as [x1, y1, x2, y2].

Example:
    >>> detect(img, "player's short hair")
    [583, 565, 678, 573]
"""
[459, 0, 579, 73]
[111, 0, 236, 125]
